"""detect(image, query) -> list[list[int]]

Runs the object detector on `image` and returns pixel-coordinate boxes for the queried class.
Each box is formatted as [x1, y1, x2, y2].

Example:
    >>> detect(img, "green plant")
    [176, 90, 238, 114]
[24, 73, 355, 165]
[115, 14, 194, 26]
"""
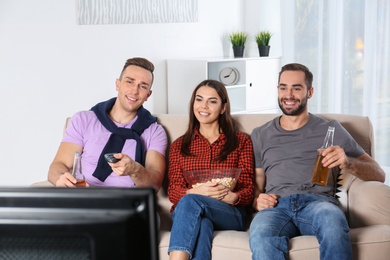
[229, 32, 248, 46]
[255, 31, 273, 46]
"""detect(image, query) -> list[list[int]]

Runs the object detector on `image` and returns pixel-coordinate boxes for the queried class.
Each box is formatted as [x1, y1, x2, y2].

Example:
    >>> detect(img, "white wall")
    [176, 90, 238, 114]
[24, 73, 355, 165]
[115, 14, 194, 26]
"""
[0, 0, 282, 186]
[244, 0, 282, 58]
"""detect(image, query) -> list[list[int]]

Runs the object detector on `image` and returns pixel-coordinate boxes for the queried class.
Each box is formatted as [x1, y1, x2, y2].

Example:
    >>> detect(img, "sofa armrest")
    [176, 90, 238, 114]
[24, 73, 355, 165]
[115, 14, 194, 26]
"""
[347, 177, 390, 228]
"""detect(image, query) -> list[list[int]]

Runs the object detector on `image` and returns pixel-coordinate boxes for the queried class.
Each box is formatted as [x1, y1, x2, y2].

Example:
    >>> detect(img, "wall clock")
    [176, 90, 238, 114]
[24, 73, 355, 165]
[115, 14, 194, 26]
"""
[219, 67, 239, 85]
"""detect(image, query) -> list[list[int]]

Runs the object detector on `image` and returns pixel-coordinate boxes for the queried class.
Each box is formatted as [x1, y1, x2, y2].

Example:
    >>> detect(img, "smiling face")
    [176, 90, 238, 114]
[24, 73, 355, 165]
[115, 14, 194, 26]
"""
[193, 86, 226, 126]
[115, 65, 153, 114]
[277, 70, 313, 116]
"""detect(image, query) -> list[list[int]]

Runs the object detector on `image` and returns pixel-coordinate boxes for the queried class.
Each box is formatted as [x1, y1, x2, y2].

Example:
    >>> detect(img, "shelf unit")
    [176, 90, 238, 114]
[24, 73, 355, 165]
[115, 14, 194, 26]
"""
[167, 57, 281, 114]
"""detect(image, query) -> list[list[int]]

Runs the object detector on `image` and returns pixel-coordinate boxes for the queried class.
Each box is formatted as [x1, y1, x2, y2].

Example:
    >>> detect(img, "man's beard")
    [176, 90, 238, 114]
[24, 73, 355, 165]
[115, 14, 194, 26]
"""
[278, 97, 308, 116]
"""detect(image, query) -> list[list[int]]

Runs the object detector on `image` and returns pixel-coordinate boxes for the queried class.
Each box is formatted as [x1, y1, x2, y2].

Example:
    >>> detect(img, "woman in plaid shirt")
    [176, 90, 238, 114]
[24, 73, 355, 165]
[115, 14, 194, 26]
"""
[167, 80, 254, 260]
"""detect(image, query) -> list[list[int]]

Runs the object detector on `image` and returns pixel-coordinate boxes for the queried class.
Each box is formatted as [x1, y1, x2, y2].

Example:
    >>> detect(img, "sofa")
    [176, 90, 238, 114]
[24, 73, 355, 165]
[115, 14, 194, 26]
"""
[34, 113, 390, 260]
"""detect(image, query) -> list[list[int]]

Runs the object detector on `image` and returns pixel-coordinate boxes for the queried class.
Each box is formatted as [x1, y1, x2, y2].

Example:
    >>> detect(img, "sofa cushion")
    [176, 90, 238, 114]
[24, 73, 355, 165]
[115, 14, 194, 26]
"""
[289, 236, 320, 259]
[349, 225, 390, 260]
[159, 225, 390, 260]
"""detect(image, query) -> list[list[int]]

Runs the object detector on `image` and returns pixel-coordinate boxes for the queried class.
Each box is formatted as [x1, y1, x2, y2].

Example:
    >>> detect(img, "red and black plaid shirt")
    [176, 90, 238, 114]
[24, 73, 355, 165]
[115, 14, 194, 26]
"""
[168, 129, 254, 212]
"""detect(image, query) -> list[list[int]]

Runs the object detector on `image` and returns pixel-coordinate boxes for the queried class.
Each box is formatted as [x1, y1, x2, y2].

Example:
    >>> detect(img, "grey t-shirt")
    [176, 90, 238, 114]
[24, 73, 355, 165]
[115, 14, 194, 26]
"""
[250, 114, 365, 198]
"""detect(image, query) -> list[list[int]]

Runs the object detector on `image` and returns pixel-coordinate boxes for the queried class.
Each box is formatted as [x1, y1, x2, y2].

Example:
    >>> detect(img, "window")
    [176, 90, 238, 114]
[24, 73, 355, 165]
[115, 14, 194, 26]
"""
[281, 0, 390, 183]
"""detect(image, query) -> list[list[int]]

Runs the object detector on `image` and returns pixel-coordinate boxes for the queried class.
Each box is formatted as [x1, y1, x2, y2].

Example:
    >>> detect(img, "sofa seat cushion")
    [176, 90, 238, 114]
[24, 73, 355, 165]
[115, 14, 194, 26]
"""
[289, 236, 320, 259]
[212, 230, 252, 258]
[158, 230, 253, 260]
[158, 225, 390, 260]
[159, 231, 170, 258]
[288, 225, 390, 260]
[349, 225, 390, 260]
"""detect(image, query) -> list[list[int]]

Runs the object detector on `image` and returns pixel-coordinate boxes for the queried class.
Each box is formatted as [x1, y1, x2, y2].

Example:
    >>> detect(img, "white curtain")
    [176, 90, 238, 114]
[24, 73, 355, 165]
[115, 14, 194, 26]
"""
[281, 0, 390, 182]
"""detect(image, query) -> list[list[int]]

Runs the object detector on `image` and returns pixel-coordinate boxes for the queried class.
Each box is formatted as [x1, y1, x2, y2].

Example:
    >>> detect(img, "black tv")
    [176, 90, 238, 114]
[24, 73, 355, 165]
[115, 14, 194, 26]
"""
[0, 187, 159, 260]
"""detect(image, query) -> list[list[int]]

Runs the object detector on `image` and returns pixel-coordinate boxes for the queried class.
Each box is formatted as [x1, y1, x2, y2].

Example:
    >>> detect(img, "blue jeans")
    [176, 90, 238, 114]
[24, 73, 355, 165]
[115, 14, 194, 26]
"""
[249, 193, 352, 260]
[168, 194, 246, 259]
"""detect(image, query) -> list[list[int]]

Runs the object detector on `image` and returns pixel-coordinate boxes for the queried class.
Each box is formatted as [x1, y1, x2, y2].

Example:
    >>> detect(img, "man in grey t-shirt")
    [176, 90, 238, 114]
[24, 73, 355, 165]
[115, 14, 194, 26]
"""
[249, 63, 385, 260]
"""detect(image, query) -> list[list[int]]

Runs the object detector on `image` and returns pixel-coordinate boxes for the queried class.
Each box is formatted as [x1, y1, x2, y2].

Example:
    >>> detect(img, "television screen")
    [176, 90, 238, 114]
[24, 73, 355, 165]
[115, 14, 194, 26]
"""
[0, 187, 159, 260]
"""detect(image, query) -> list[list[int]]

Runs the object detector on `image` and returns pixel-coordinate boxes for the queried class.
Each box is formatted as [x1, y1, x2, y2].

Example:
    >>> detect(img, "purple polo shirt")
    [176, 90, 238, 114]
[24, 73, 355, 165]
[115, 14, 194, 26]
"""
[62, 110, 167, 187]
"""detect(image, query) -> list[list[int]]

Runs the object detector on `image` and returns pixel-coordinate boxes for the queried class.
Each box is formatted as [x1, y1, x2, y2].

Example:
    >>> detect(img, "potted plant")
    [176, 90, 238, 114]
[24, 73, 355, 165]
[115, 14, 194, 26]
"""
[230, 32, 248, 58]
[255, 30, 273, 57]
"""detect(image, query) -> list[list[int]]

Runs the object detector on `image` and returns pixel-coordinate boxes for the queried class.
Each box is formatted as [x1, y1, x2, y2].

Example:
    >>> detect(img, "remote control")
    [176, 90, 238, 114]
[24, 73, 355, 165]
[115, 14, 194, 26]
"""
[104, 153, 120, 163]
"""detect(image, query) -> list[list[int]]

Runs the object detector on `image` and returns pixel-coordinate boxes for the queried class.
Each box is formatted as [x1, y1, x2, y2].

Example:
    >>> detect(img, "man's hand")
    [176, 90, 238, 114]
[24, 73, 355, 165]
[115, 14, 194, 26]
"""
[109, 153, 139, 176]
[55, 172, 89, 187]
[321, 146, 349, 169]
[107, 151, 165, 189]
[253, 193, 278, 211]
[322, 148, 385, 182]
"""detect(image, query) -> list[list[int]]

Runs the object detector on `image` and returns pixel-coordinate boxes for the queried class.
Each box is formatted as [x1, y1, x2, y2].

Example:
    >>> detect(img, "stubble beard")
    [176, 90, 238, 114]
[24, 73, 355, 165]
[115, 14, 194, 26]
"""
[278, 97, 308, 116]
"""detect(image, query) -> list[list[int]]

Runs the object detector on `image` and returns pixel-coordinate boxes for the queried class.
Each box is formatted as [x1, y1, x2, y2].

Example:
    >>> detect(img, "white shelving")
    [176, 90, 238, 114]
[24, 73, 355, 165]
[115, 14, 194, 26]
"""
[167, 57, 281, 114]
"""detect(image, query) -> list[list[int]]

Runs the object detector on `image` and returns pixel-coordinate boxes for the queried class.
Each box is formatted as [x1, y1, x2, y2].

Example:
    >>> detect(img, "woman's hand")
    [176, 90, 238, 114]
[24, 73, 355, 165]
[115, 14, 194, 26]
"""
[220, 190, 239, 205]
[187, 182, 229, 200]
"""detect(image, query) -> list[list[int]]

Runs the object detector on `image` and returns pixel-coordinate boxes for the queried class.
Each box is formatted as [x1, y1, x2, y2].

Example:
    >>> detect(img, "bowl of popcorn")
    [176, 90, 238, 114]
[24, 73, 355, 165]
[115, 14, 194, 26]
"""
[182, 168, 241, 191]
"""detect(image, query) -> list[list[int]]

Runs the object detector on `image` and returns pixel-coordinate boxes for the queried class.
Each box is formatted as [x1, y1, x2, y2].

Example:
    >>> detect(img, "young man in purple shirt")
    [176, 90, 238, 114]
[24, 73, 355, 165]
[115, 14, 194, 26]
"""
[48, 57, 167, 191]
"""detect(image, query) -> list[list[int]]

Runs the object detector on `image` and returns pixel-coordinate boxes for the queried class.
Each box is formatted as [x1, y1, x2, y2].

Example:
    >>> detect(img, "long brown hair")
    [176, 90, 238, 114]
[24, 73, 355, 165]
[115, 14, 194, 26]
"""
[180, 80, 238, 162]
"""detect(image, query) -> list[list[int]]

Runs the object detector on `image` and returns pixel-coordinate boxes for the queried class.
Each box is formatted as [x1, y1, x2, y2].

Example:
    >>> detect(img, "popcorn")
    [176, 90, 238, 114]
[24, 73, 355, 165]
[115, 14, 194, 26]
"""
[192, 177, 237, 190]
[183, 168, 241, 191]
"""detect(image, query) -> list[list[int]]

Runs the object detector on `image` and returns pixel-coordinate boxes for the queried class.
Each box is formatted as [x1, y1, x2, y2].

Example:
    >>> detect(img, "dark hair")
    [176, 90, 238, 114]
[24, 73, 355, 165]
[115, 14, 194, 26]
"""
[278, 63, 313, 89]
[180, 80, 239, 162]
[119, 57, 155, 84]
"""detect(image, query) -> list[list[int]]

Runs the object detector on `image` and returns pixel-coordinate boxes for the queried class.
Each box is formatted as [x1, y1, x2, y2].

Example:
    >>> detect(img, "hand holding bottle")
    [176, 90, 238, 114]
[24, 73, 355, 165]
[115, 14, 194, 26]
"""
[71, 152, 88, 187]
[319, 146, 350, 169]
[311, 126, 335, 186]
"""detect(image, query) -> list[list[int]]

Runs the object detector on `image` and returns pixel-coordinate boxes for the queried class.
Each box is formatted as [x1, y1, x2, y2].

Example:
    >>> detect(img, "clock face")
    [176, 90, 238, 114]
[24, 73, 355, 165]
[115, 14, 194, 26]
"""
[219, 67, 239, 86]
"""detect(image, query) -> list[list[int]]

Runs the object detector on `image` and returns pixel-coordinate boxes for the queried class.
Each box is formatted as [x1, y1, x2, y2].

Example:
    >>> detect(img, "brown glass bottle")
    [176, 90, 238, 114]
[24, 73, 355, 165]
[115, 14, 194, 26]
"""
[311, 126, 335, 186]
[74, 180, 87, 187]
[72, 152, 87, 187]
[312, 152, 329, 185]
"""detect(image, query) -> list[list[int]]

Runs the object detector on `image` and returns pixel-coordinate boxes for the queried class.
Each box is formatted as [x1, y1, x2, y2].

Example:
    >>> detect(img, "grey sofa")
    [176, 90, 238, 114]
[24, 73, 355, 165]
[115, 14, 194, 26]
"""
[34, 113, 390, 260]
